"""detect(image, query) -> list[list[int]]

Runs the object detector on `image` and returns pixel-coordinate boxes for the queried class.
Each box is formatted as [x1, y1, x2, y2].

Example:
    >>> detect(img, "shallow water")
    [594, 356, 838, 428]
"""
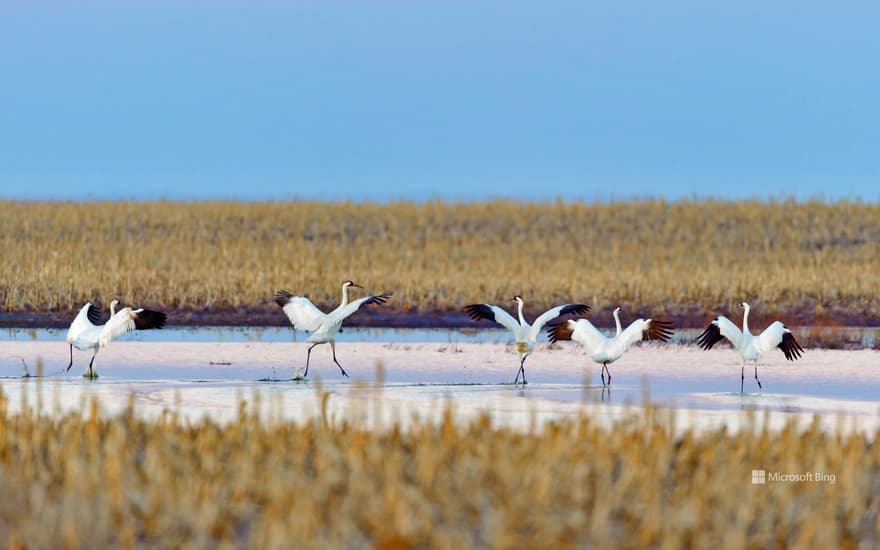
[3, 326, 877, 346]
[0, 337, 878, 433]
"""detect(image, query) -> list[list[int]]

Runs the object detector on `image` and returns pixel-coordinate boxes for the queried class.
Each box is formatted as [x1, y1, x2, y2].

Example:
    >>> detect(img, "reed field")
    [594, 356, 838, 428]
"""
[1, 199, 879, 325]
[0, 388, 876, 548]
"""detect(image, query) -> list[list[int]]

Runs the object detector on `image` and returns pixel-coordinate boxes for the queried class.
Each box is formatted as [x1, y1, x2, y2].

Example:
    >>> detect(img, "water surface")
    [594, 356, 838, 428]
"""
[3, 326, 877, 347]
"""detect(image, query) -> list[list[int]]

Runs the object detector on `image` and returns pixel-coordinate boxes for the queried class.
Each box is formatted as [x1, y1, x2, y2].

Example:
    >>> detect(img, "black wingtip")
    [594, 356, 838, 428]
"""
[86, 304, 102, 325]
[696, 322, 723, 350]
[560, 303, 591, 316]
[274, 290, 293, 308]
[134, 310, 166, 330]
[646, 320, 675, 342]
[364, 292, 393, 307]
[464, 304, 495, 322]
[779, 332, 804, 361]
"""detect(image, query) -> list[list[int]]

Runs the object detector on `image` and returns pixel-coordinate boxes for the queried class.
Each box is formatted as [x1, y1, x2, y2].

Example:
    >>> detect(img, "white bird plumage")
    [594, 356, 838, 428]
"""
[66, 299, 167, 378]
[548, 307, 673, 386]
[464, 296, 589, 383]
[274, 280, 392, 378]
[696, 302, 803, 393]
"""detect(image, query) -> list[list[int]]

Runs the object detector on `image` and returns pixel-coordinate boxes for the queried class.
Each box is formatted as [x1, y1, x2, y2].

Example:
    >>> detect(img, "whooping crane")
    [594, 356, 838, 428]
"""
[274, 280, 392, 378]
[548, 307, 673, 386]
[464, 296, 590, 384]
[696, 302, 803, 393]
[66, 300, 167, 379]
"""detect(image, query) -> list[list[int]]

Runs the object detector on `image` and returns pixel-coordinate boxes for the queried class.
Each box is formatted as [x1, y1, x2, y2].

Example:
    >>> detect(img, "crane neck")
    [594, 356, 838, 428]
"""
[110, 302, 117, 316]
[613, 310, 622, 336]
[341, 284, 350, 307]
[742, 306, 751, 334]
[516, 300, 526, 326]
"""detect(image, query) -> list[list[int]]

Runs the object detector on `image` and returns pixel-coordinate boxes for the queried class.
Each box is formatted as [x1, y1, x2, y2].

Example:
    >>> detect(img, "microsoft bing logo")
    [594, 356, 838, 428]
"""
[751, 470, 766, 484]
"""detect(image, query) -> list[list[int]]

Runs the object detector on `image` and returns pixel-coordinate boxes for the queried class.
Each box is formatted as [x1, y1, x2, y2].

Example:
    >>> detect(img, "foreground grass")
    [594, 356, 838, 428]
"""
[0, 392, 877, 547]
[2, 199, 879, 324]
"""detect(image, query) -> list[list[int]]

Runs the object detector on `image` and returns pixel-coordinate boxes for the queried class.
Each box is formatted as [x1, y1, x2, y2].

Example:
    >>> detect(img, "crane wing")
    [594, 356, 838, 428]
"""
[326, 292, 392, 325]
[67, 303, 102, 341]
[99, 307, 167, 348]
[548, 318, 606, 354]
[618, 318, 674, 349]
[528, 303, 591, 338]
[464, 304, 520, 333]
[274, 290, 326, 332]
[696, 316, 742, 350]
[756, 321, 804, 360]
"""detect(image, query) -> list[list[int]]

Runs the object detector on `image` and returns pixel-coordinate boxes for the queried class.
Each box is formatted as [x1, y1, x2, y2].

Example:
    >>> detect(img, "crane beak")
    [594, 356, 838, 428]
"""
[351, 283, 363, 289]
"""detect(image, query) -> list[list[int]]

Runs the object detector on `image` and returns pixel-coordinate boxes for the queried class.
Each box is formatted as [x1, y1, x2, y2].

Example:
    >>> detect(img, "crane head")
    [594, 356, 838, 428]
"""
[740, 301, 750, 309]
[511, 295, 523, 303]
[343, 280, 363, 289]
[613, 306, 621, 313]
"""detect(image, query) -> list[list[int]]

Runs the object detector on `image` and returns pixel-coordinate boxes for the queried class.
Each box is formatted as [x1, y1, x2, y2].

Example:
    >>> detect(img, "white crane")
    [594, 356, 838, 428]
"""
[696, 302, 804, 393]
[66, 299, 167, 379]
[548, 307, 673, 386]
[274, 280, 392, 378]
[464, 296, 590, 384]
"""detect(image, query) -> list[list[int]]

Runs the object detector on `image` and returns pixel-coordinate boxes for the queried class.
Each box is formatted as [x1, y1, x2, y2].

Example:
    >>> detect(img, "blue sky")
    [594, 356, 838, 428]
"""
[1, 1, 878, 201]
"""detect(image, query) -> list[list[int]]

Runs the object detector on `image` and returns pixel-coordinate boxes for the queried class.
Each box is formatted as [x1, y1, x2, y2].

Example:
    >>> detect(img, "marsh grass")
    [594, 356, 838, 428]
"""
[0, 387, 877, 548]
[1, 199, 879, 323]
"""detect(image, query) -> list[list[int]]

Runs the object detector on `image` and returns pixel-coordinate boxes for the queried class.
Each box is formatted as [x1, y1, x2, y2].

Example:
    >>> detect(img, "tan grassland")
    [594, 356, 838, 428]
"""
[0, 390, 877, 548]
[1, 199, 879, 324]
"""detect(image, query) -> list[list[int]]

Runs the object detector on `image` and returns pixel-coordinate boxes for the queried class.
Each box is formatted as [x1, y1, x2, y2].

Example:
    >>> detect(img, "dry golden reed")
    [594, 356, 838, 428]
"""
[0, 391, 877, 548]
[1, 199, 879, 320]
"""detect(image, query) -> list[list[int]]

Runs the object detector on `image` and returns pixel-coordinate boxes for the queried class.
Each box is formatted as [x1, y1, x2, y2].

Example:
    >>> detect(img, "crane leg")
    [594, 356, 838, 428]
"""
[754, 363, 762, 389]
[604, 364, 612, 386]
[514, 355, 527, 384]
[304, 343, 319, 378]
[330, 342, 349, 378]
[740, 363, 745, 394]
[85, 353, 99, 379]
[66, 344, 73, 372]
[600, 362, 607, 387]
